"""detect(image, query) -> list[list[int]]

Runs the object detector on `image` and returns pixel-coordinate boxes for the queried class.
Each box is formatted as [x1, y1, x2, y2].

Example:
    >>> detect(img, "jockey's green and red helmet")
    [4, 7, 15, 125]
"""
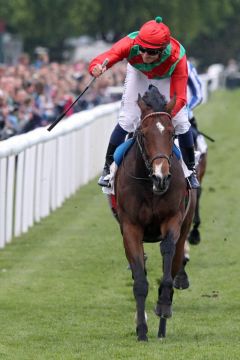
[135, 16, 170, 49]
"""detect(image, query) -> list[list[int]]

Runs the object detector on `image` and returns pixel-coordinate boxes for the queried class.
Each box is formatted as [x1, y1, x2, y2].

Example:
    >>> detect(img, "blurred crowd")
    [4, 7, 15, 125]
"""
[0, 49, 126, 141]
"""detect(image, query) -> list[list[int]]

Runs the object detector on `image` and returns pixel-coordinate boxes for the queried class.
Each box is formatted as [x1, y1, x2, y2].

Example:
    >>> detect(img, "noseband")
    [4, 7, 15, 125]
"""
[136, 112, 173, 176]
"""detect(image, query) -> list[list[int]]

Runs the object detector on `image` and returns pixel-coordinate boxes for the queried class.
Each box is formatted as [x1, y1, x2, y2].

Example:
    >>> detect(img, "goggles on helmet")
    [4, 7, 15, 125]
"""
[139, 46, 164, 56]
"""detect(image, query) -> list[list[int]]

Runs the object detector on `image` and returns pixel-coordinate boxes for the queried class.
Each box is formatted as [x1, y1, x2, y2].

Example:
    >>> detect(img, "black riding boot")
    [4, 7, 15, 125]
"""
[98, 123, 128, 187]
[98, 143, 117, 187]
[180, 146, 200, 189]
[190, 116, 199, 147]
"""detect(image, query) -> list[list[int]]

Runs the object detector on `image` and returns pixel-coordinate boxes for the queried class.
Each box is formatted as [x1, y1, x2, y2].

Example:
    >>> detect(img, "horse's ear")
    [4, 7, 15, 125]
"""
[165, 94, 176, 115]
[137, 93, 148, 112]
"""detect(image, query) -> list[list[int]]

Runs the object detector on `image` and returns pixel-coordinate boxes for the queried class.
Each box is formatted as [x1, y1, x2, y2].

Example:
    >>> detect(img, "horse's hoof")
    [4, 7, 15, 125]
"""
[136, 323, 148, 342]
[188, 228, 201, 245]
[137, 335, 148, 342]
[173, 270, 190, 290]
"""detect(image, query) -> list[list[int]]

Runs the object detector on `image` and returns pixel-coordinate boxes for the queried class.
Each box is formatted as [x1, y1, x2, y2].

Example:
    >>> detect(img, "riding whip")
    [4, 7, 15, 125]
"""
[47, 58, 109, 132]
[198, 131, 215, 142]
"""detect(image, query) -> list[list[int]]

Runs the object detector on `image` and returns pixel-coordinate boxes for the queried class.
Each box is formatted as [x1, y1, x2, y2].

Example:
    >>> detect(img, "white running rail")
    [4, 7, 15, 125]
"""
[0, 102, 120, 249]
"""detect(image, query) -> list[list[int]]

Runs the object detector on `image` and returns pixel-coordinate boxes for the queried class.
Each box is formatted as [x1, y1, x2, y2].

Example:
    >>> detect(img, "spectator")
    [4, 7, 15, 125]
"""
[0, 50, 127, 141]
[33, 47, 50, 69]
[0, 90, 19, 140]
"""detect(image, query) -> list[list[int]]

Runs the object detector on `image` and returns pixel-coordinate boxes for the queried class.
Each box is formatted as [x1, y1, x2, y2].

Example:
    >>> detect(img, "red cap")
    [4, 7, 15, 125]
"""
[135, 16, 170, 49]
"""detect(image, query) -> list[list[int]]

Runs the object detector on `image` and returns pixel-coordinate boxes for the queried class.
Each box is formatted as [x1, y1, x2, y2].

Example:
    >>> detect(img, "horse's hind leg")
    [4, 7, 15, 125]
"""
[174, 192, 196, 289]
[190, 151, 207, 245]
[122, 223, 148, 341]
[173, 255, 189, 290]
[188, 186, 201, 245]
[173, 240, 190, 289]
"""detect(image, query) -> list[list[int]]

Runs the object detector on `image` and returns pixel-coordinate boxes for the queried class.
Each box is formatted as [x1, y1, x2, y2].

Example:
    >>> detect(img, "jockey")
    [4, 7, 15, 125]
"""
[187, 60, 208, 155]
[187, 60, 203, 143]
[89, 16, 200, 189]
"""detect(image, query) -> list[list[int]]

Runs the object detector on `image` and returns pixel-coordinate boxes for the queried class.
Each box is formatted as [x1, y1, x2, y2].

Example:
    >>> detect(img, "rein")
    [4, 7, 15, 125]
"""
[121, 137, 152, 182]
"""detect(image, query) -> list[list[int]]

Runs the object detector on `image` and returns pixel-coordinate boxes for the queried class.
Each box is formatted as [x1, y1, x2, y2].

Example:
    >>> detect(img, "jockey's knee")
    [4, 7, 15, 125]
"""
[172, 106, 190, 135]
[118, 115, 137, 133]
[110, 123, 128, 146]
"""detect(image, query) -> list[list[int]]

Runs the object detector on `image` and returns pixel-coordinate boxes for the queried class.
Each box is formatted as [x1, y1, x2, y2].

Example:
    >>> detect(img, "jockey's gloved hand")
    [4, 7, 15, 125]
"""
[189, 116, 198, 131]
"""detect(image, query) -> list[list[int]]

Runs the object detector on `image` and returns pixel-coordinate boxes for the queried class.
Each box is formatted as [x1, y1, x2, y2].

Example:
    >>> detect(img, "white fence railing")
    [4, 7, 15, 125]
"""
[0, 102, 120, 249]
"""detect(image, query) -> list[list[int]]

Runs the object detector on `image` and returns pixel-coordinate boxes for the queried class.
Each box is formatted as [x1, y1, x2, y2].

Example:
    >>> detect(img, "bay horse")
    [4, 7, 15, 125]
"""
[113, 85, 196, 341]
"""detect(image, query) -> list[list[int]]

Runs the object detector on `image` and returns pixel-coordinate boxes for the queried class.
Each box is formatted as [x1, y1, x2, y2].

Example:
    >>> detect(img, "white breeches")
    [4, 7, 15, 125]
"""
[118, 64, 190, 135]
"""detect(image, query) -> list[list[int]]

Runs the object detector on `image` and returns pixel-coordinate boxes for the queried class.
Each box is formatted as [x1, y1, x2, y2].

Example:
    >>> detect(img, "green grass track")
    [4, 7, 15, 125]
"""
[0, 89, 240, 359]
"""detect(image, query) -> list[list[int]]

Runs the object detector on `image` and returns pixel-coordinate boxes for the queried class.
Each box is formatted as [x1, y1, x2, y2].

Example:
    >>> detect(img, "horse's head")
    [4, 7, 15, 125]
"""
[137, 85, 176, 195]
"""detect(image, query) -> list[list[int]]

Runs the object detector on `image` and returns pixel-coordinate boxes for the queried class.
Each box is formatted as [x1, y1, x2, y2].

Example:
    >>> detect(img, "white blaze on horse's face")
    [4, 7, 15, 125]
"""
[156, 121, 165, 134]
[154, 163, 164, 178]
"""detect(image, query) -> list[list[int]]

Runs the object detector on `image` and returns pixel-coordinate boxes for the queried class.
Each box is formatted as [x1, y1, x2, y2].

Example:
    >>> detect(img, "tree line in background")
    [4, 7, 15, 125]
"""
[0, 0, 239, 69]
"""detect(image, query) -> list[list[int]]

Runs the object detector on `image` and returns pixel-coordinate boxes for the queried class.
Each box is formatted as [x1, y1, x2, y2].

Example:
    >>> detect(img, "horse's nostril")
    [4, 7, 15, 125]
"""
[152, 173, 171, 195]
[152, 174, 170, 186]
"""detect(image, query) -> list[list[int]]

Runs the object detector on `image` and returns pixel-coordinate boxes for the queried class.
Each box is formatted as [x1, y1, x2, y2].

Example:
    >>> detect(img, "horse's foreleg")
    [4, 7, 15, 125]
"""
[156, 231, 175, 319]
[122, 223, 148, 341]
[131, 259, 149, 341]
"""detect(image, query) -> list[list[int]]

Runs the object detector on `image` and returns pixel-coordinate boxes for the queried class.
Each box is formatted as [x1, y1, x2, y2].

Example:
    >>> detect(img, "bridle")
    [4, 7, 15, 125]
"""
[136, 111, 174, 176]
[141, 111, 172, 125]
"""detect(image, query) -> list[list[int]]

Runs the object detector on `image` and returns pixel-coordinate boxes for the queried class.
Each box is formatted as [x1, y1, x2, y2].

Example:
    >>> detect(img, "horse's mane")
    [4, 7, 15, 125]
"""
[142, 85, 167, 112]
